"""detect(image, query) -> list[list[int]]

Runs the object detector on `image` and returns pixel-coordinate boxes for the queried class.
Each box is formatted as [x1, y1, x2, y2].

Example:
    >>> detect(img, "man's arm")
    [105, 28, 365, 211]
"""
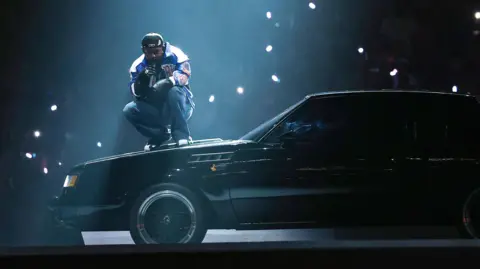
[129, 66, 150, 98]
[170, 61, 191, 86]
[167, 44, 191, 87]
[128, 70, 140, 97]
[153, 61, 191, 93]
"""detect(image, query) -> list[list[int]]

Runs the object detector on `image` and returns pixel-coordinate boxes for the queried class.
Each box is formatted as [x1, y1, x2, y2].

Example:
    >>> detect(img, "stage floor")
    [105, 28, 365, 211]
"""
[81, 227, 460, 245]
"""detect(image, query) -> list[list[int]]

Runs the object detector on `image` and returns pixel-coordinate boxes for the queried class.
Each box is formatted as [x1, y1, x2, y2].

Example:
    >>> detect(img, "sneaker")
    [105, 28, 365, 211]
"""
[177, 136, 193, 147]
[144, 137, 172, 151]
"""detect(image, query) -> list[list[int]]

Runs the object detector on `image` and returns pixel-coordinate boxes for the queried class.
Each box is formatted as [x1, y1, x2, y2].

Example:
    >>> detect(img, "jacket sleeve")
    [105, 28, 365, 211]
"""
[128, 69, 140, 97]
[129, 65, 149, 97]
[168, 61, 191, 87]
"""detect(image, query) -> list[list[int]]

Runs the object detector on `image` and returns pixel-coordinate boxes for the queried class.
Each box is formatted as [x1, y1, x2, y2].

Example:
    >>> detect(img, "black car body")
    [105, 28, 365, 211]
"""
[49, 90, 480, 244]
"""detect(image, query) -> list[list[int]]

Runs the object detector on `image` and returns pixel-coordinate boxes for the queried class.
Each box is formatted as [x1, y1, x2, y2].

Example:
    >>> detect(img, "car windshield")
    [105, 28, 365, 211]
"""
[239, 99, 304, 141]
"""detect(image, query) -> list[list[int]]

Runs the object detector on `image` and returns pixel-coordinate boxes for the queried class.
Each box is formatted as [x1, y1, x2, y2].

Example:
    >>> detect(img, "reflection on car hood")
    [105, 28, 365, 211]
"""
[84, 139, 255, 165]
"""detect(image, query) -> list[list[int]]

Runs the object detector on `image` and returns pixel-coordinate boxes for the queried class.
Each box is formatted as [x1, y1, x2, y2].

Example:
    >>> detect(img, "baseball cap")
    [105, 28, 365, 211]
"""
[141, 33, 164, 48]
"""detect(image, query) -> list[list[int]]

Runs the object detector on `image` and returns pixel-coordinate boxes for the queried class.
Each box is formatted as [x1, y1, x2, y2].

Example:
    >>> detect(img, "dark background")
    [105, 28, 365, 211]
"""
[0, 0, 479, 245]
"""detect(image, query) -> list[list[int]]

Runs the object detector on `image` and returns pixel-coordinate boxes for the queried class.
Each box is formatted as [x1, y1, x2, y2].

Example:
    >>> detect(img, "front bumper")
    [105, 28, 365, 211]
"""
[48, 196, 128, 231]
[48, 196, 79, 229]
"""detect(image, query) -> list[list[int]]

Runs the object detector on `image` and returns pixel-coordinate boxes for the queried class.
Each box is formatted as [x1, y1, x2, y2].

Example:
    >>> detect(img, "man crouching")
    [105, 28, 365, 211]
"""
[123, 33, 195, 151]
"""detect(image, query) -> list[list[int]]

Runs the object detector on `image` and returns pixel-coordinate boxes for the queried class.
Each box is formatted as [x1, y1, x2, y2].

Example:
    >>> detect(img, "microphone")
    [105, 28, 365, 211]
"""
[148, 63, 156, 88]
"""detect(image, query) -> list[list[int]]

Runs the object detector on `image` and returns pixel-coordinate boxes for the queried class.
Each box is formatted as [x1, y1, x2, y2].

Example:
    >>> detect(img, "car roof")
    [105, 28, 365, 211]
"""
[306, 89, 473, 99]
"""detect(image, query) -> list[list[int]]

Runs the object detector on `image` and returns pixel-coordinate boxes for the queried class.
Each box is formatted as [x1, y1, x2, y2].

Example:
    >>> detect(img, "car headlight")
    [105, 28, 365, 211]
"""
[63, 175, 78, 188]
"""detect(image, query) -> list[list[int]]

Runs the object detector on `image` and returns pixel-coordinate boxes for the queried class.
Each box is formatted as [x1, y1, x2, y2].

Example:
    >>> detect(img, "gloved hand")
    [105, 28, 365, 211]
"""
[133, 78, 151, 98]
[137, 64, 156, 82]
[144, 64, 156, 77]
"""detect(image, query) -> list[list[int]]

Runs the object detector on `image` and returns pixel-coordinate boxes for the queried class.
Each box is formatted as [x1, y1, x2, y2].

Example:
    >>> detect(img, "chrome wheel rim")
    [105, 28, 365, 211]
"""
[462, 189, 480, 239]
[136, 190, 197, 244]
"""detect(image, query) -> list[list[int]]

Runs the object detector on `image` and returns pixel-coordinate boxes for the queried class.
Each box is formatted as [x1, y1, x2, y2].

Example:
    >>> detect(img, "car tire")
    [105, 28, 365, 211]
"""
[458, 188, 480, 239]
[129, 183, 208, 244]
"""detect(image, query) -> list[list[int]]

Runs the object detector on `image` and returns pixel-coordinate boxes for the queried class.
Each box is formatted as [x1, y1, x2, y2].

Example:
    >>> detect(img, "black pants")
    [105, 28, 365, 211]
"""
[123, 86, 194, 142]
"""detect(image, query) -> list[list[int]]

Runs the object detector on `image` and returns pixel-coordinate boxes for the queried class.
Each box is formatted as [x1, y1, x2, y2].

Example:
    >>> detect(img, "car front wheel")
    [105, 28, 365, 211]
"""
[129, 183, 207, 244]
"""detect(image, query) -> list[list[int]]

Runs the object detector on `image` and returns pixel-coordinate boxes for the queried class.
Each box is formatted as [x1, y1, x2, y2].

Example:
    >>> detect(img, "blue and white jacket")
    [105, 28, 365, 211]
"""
[128, 42, 193, 101]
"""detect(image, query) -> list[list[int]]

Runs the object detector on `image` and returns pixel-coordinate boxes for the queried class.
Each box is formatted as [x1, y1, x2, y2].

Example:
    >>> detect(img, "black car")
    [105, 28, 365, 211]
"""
[49, 90, 480, 244]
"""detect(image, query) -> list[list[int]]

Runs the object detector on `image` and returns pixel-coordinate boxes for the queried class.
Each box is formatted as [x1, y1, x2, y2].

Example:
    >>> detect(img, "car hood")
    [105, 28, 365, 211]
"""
[82, 139, 256, 165]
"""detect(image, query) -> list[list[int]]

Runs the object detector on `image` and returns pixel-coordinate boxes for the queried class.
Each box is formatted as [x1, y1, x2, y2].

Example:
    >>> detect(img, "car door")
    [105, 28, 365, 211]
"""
[334, 94, 418, 225]
[276, 96, 371, 225]
[231, 96, 366, 225]
[229, 98, 344, 225]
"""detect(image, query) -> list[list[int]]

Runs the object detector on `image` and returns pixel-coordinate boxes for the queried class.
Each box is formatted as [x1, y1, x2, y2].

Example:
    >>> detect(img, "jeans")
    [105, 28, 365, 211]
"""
[123, 86, 194, 142]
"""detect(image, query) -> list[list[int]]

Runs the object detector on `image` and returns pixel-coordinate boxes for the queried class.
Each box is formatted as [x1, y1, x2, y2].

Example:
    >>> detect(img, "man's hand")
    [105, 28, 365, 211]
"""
[144, 65, 156, 76]
[133, 78, 151, 98]
[137, 65, 156, 82]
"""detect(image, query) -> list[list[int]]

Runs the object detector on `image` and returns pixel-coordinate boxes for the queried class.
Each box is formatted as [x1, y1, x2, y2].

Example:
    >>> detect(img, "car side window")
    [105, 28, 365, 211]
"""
[265, 94, 410, 157]
[264, 97, 352, 144]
